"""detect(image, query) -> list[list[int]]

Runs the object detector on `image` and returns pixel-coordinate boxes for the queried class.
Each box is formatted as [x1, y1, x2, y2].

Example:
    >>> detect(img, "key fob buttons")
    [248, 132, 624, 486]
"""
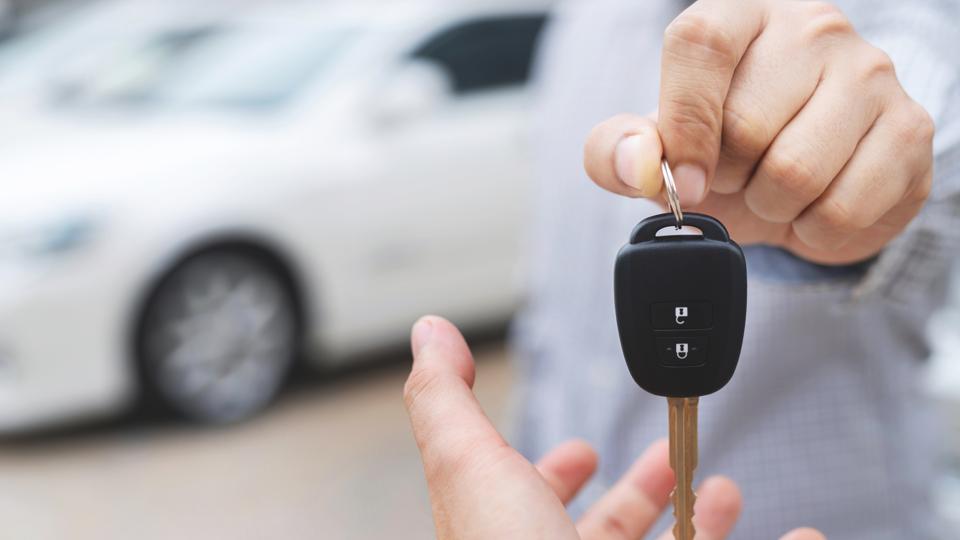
[656, 336, 708, 367]
[614, 213, 747, 397]
[651, 302, 712, 330]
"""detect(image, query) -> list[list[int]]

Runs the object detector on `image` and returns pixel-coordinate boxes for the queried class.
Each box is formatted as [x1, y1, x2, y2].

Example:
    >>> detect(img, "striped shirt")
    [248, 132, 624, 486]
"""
[512, 1, 960, 538]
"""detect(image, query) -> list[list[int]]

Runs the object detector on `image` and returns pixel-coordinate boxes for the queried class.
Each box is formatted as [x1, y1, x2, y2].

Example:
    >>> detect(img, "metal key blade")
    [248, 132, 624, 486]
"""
[668, 397, 699, 540]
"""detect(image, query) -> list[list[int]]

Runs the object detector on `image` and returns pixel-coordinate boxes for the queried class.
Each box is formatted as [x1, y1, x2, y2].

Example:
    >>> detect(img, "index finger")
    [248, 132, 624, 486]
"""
[659, 0, 769, 205]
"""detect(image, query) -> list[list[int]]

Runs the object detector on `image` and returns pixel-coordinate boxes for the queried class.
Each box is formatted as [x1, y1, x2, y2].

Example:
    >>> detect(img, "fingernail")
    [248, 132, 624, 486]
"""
[614, 135, 661, 196]
[673, 163, 707, 206]
[411, 317, 434, 357]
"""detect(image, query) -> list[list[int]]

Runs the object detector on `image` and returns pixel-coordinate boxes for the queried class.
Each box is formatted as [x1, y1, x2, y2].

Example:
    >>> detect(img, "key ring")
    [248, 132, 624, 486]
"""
[661, 159, 683, 229]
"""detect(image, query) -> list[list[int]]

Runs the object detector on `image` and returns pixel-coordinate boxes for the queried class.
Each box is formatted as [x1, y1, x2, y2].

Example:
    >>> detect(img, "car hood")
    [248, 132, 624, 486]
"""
[0, 115, 335, 225]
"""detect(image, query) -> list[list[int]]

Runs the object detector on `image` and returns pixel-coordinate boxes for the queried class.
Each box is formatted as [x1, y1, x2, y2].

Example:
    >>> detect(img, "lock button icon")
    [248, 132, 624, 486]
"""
[656, 337, 708, 366]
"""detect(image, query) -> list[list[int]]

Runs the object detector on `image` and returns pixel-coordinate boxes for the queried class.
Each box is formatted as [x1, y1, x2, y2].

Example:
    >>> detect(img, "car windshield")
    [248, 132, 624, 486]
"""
[51, 24, 357, 110]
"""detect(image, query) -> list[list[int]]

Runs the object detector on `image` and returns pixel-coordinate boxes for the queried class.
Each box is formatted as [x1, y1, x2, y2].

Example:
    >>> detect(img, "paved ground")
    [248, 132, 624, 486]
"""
[0, 342, 515, 540]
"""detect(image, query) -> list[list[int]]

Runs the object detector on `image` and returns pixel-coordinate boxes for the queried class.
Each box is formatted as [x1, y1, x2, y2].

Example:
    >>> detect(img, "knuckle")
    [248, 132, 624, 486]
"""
[585, 118, 615, 148]
[588, 114, 637, 144]
[810, 197, 861, 233]
[599, 512, 632, 540]
[663, 90, 723, 140]
[423, 434, 511, 486]
[743, 187, 785, 222]
[423, 443, 473, 484]
[763, 150, 824, 202]
[891, 118, 924, 148]
[585, 122, 604, 145]
[804, 0, 845, 17]
[403, 368, 442, 413]
[800, 2, 853, 42]
[583, 128, 606, 176]
[664, 12, 738, 68]
[722, 104, 771, 160]
[856, 46, 896, 84]
[909, 100, 937, 145]
[890, 98, 936, 150]
[908, 170, 933, 205]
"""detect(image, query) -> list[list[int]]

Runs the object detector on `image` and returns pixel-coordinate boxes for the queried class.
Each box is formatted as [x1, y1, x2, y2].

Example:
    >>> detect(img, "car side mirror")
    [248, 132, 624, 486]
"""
[372, 60, 452, 127]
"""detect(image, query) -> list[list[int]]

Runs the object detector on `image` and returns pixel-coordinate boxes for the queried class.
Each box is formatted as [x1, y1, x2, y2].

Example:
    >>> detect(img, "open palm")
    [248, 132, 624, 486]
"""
[403, 316, 825, 539]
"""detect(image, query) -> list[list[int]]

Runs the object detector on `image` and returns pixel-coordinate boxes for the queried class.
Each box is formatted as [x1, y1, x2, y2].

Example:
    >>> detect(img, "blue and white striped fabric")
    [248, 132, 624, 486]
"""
[512, 1, 960, 538]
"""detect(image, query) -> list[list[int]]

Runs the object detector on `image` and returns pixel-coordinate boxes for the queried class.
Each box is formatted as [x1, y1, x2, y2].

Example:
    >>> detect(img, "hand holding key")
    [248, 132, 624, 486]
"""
[404, 316, 824, 539]
[584, 0, 934, 265]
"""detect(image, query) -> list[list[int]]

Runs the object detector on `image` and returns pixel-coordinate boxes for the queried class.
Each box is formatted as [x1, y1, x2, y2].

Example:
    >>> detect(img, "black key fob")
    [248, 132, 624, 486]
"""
[614, 213, 747, 397]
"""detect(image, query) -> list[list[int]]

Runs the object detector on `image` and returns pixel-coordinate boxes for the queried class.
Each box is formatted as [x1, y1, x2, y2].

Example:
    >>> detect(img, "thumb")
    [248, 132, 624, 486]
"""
[584, 113, 663, 198]
[403, 316, 506, 483]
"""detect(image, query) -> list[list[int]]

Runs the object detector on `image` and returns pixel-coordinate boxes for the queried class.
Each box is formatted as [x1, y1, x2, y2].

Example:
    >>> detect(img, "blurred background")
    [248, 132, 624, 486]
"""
[0, 1, 956, 538]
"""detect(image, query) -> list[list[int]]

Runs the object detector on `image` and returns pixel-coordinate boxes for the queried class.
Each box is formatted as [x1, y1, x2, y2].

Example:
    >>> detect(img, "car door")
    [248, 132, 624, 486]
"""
[343, 13, 548, 341]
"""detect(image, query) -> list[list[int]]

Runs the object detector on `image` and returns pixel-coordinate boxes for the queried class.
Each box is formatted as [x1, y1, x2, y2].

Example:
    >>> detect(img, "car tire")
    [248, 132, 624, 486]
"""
[137, 249, 299, 424]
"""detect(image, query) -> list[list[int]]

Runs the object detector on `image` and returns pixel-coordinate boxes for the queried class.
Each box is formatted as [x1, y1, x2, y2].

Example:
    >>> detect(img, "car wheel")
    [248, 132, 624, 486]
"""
[137, 249, 299, 424]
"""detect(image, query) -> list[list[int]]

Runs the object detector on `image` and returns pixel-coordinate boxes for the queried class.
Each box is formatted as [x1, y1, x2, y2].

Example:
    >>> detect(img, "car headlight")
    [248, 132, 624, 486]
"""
[0, 215, 99, 260]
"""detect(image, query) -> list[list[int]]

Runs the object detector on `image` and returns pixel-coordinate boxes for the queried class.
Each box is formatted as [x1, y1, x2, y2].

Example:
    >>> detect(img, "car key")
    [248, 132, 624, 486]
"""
[613, 211, 747, 540]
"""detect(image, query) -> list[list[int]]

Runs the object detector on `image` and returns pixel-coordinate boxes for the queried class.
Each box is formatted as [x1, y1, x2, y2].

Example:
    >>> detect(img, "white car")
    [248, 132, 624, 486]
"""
[0, 0, 549, 431]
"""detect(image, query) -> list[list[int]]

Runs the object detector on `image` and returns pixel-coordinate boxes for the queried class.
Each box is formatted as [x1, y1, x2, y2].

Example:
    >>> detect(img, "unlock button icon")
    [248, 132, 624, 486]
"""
[652, 303, 710, 330]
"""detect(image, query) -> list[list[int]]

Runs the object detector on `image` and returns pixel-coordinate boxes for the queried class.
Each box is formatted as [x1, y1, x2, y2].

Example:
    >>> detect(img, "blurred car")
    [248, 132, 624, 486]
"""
[0, 0, 549, 431]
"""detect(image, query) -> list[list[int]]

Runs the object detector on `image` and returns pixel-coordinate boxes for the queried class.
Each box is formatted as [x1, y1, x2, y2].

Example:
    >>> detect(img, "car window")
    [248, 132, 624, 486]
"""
[410, 14, 547, 95]
[50, 24, 358, 110]
[154, 26, 357, 108]
[50, 26, 218, 104]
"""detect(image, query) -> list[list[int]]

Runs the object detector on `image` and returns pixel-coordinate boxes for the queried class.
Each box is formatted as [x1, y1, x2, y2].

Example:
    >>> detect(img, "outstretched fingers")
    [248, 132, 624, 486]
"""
[536, 439, 599, 505]
[654, 476, 742, 540]
[577, 439, 676, 540]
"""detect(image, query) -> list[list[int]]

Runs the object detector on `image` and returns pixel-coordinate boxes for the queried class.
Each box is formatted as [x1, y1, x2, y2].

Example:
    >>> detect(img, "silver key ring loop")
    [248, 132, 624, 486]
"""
[661, 159, 684, 229]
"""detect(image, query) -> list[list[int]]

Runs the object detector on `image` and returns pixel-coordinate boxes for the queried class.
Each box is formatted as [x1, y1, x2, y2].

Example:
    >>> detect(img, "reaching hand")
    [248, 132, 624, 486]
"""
[403, 315, 825, 539]
[584, 0, 933, 265]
